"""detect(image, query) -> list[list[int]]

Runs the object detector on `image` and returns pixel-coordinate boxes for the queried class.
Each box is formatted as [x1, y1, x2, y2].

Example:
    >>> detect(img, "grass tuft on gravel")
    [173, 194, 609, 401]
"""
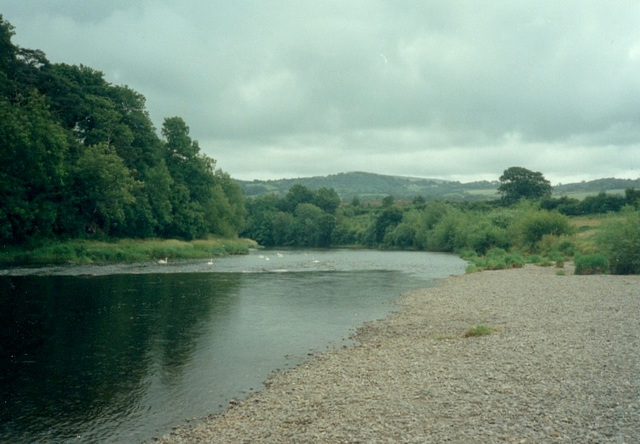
[464, 325, 495, 338]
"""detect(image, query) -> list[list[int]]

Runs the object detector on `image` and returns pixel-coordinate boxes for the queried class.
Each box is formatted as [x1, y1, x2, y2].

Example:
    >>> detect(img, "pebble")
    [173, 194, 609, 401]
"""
[150, 264, 640, 443]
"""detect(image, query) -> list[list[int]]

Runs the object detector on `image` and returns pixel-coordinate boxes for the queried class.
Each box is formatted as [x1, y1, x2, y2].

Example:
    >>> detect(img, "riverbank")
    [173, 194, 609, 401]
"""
[0, 237, 258, 266]
[152, 264, 640, 443]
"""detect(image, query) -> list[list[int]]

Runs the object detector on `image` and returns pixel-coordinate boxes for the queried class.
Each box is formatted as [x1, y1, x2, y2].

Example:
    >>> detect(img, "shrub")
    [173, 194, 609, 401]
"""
[504, 252, 525, 268]
[574, 253, 609, 275]
[518, 210, 573, 249]
[537, 234, 576, 257]
[468, 248, 524, 271]
[428, 211, 463, 252]
[465, 264, 479, 274]
[548, 250, 565, 267]
[596, 208, 640, 274]
[467, 222, 509, 255]
[526, 254, 542, 264]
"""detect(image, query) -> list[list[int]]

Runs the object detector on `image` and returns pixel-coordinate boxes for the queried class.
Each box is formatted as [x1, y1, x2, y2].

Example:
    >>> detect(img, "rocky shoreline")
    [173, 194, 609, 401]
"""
[152, 264, 640, 443]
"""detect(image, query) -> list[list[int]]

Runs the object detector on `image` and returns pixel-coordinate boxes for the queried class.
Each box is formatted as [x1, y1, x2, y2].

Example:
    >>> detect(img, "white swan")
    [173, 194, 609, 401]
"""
[158, 257, 168, 264]
[207, 258, 214, 265]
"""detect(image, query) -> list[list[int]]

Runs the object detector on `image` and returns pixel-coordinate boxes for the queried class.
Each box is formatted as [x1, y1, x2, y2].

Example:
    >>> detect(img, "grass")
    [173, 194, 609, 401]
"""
[464, 324, 495, 337]
[574, 253, 609, 275]
[0, 237, 259, 266]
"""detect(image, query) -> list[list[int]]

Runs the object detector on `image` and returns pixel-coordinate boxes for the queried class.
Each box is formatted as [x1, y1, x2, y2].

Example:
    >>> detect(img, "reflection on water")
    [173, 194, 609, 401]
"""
[0, 250, 466, 443]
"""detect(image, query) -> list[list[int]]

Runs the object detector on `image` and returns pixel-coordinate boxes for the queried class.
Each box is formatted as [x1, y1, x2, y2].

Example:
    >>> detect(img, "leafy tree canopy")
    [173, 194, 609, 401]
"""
[498, 167, 552, 204]
[0, 17, 245, 244]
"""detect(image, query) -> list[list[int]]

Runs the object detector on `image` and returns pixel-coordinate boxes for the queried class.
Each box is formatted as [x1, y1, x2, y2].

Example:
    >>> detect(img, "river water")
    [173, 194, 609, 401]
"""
[0, 249, 466, 443]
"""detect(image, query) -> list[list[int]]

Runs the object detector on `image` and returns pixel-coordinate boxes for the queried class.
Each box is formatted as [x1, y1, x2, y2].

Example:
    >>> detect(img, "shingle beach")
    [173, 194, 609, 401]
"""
[152, 264, 640, 443]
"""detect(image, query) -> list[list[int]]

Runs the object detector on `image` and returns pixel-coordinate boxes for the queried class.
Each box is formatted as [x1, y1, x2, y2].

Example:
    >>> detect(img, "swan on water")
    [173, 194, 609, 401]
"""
[207, 258, 214, 265]
[158, 257, 168, 264]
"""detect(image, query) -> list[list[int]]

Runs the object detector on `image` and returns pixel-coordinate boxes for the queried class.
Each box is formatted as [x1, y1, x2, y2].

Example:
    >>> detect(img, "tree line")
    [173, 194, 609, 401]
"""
[2, 15, 638, 274]
[242, 167, 640, 274]
[0, 16, 245, 245]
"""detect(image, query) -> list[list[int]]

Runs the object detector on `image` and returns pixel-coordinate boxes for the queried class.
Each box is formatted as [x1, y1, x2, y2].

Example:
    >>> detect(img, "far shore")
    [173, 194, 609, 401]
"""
[152, 264, 640, 443]
[0, 237, 258, 267]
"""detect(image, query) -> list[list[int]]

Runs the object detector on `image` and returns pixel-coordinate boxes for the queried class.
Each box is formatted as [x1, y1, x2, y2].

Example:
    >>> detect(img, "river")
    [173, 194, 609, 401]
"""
[0, 249, 466, 443]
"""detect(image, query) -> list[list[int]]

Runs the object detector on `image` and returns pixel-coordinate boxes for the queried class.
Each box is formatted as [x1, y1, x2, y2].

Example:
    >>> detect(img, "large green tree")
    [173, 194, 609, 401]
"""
[73, 142, 136, 234]
[162, 117, 245, 239]
[0, 91, 70, 242]
[498, 167, 552, 204]
[0, 17, 246, 243]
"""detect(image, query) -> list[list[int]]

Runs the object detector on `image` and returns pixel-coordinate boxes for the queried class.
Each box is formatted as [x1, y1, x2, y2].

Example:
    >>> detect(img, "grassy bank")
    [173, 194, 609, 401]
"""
[0, 237, 259, 266]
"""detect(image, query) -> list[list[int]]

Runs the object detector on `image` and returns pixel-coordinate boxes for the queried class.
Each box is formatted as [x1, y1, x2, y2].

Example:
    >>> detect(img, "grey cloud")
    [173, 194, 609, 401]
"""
[3, 0, 639, 183]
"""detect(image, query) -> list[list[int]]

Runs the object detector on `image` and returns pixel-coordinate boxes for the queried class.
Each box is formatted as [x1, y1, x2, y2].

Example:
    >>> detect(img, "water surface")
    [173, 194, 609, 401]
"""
[1, 249, 466, 443]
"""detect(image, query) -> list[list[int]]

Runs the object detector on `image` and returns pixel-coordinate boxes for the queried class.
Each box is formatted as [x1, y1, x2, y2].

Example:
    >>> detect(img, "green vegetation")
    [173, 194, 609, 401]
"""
[595, 208, 640, 274]
[464, 325, 495, 337]
[2, 18, 640, 275]
[237, 171, 500, 202]
[574, 253, 610, 275]
[0, 237, 257, 265]
[240, 166, 640, 276]
[498, 166, 552, 204]
[0, 17, 245, 247]
[237, 172, 640, 204]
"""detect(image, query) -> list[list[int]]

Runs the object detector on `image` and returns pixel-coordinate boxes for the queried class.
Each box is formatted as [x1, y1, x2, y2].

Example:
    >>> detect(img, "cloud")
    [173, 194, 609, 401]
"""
[3, 0, 640, 183]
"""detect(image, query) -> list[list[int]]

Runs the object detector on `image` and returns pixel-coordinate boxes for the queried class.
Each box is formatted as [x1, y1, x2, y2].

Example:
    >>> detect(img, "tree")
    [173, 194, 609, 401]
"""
[284, 184, 315, 212]
[73, 143, 136, 234]
[0, 91, 69, 242]
[314, 187, 341, 214]
[0, 15, 17, 98]
[161, 117, 245, 239]
[626, 188, 640, 209]
[498, 167, 552, 204]
[0, 18, 249, 244]
[371, 207, 403, 244]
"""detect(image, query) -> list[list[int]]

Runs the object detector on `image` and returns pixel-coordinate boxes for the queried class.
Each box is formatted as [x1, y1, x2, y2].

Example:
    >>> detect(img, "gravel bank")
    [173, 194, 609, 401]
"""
[152, 264, 640, 443]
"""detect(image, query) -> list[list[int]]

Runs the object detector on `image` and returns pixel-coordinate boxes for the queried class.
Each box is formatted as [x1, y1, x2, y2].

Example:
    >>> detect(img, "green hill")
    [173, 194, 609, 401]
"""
[236, 172, 640, 203]
[236, 172, 499, 202]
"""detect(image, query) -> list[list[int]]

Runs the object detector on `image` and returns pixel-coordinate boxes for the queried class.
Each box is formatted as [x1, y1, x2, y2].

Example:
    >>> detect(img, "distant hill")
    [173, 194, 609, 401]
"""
[553, 178, 640, 197]
[235, 172, 640, 202]
[236, 171, 499, 202]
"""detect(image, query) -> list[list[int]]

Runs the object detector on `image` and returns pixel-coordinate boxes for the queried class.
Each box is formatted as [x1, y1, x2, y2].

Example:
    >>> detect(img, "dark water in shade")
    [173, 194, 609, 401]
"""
[0, 249, 466, 443]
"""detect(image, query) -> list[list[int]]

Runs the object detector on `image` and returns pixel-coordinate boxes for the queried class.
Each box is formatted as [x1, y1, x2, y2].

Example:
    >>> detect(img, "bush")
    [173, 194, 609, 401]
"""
[526, 254, 542, 264]
[574, 253, 609, 275]
[537, 234, 576, 257]
[466, 248, 524, 271]
[517, 210, 573, 249]
[596, 208, 640, 274]
[548, 250, 566, 267]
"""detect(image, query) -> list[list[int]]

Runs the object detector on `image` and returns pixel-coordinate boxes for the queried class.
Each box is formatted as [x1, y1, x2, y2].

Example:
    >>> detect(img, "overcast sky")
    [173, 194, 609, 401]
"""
[3, 1, 640, 184]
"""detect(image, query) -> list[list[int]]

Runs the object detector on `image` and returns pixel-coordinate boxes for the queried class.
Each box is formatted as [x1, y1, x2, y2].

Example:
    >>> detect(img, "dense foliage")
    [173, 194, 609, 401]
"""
[2, 17, 639, 277]
[498, 167, 552, 204]
[595, 208, 640, 274]
[242, 181, 640, 275]
[0, 17, 245, 244]
[243, 185, 572, 252]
